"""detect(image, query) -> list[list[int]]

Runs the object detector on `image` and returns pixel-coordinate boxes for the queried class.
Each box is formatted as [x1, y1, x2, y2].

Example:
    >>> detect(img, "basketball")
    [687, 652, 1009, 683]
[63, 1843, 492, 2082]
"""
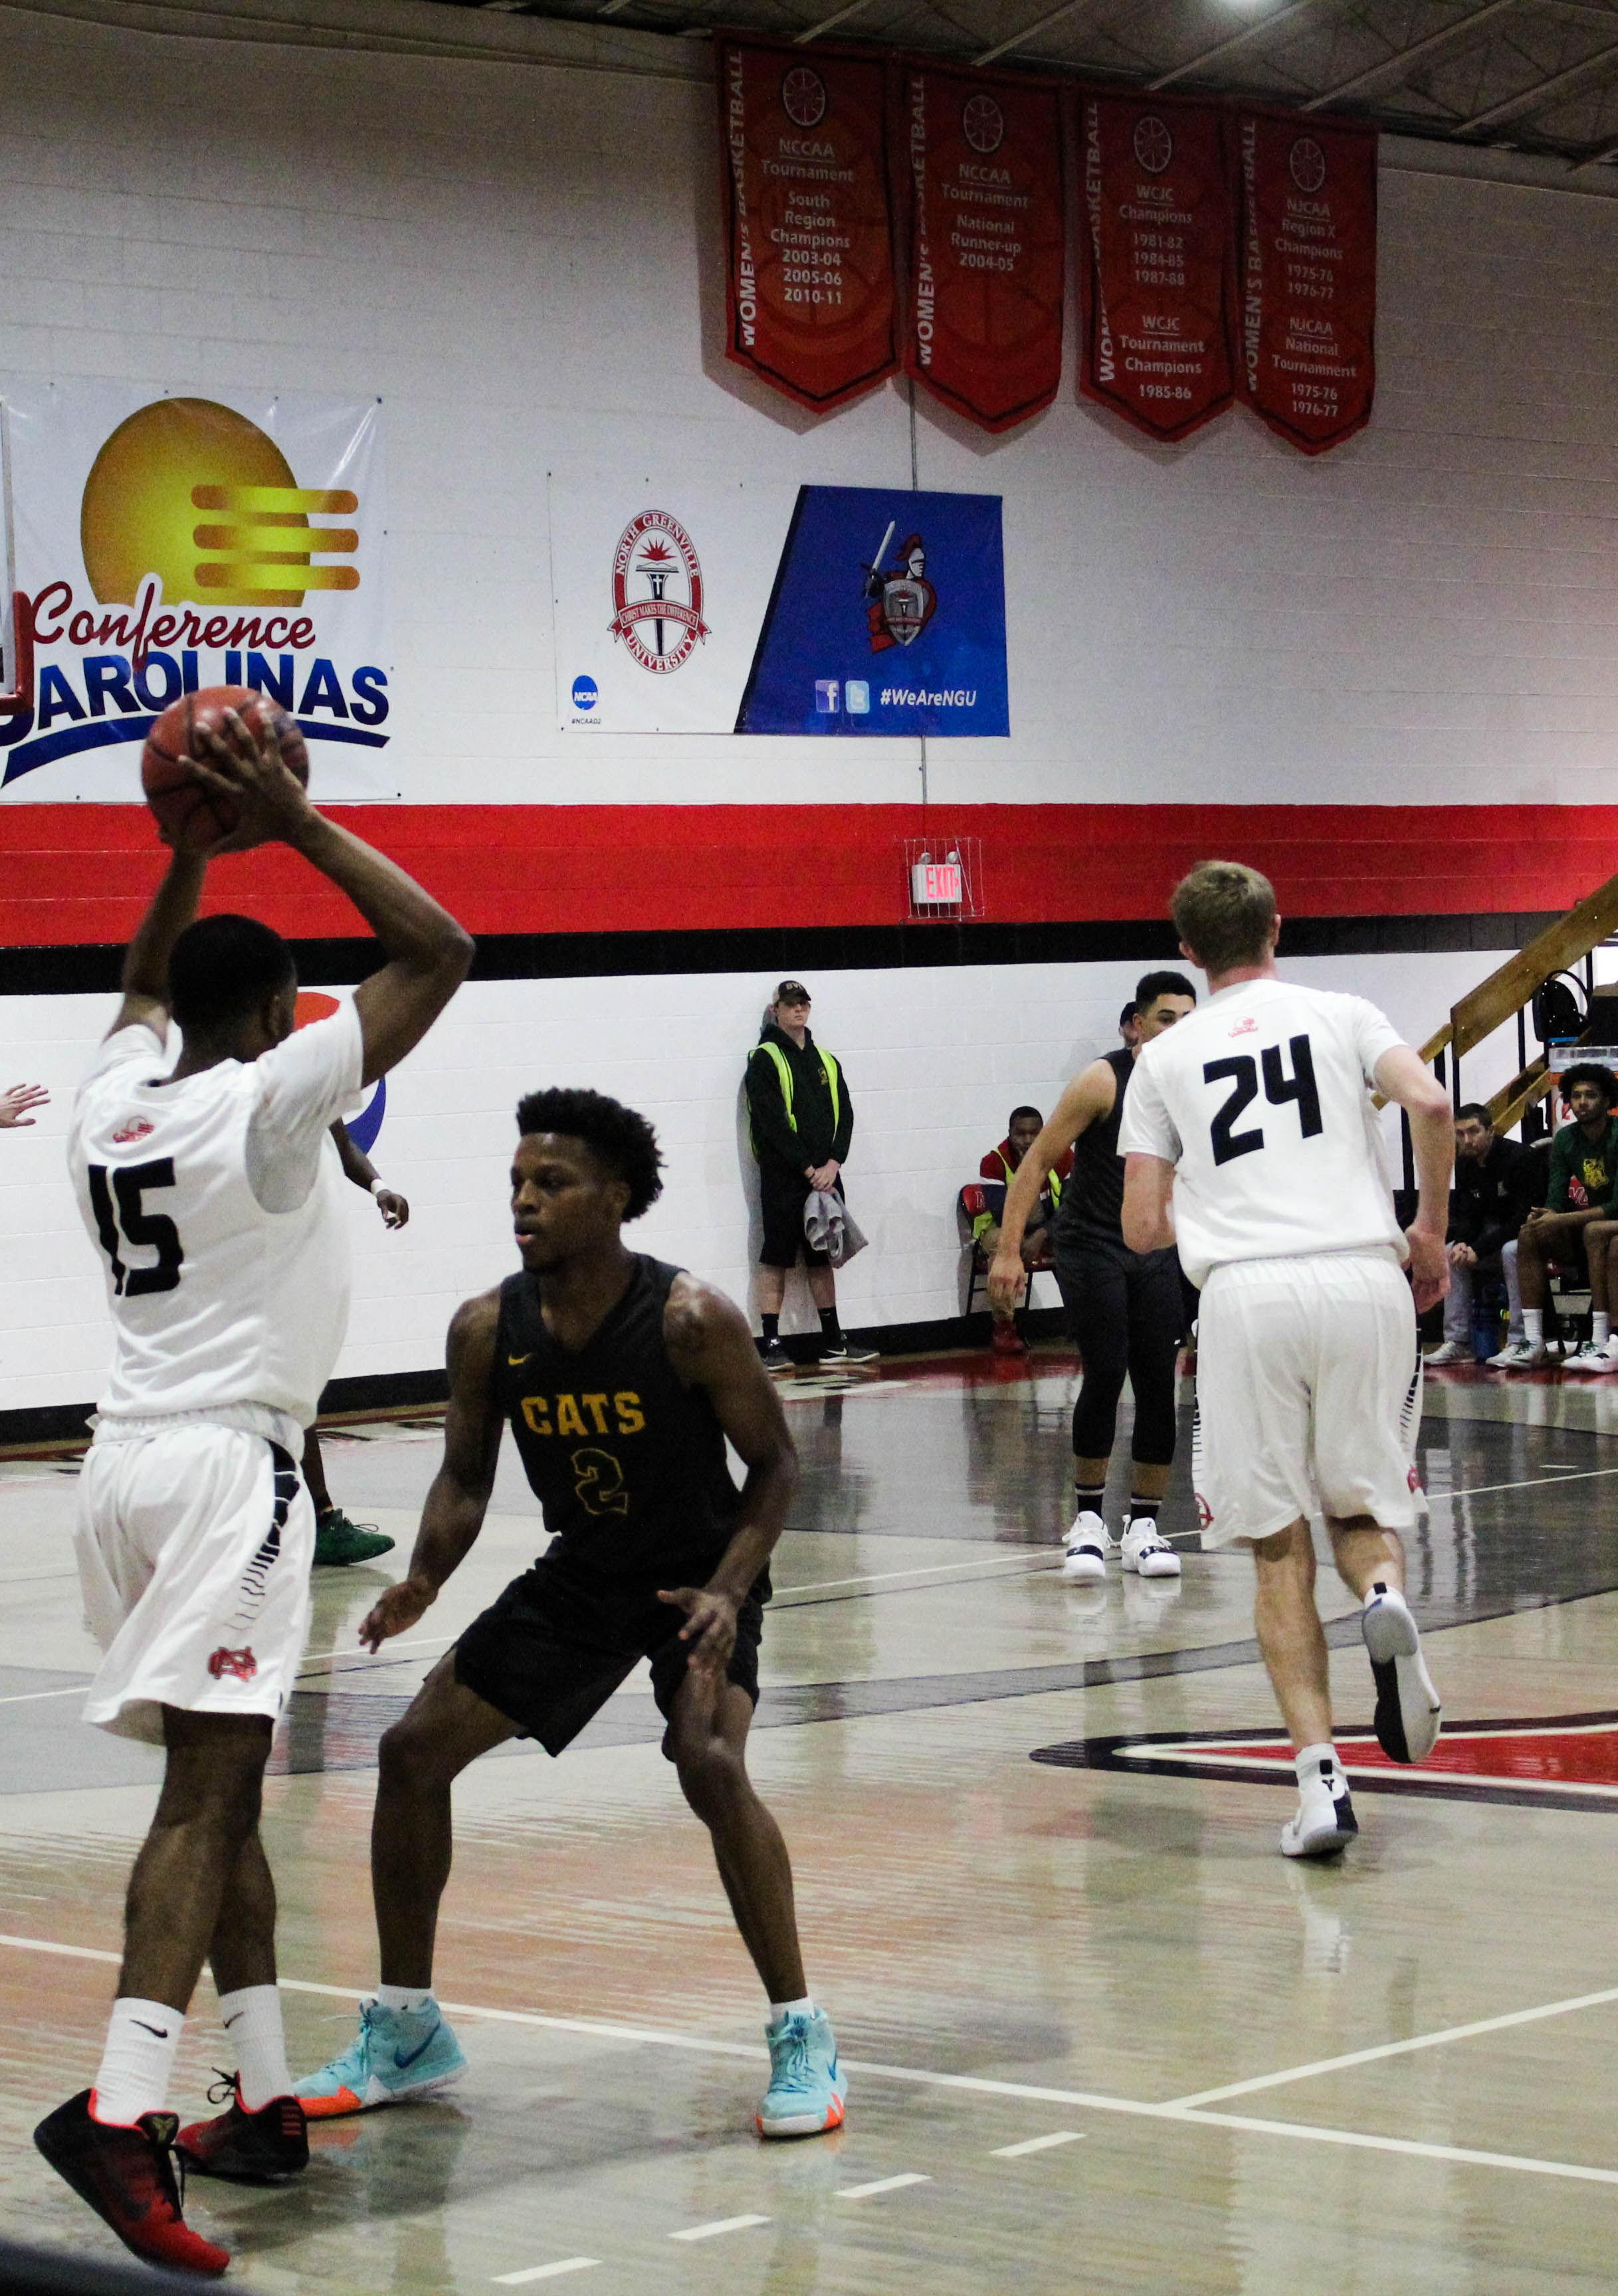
[140, 687, 309, 852]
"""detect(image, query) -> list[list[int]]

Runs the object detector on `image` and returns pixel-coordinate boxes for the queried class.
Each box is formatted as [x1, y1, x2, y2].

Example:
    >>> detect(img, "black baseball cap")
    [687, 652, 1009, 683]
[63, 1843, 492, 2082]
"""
[774, 980, 811, 1004]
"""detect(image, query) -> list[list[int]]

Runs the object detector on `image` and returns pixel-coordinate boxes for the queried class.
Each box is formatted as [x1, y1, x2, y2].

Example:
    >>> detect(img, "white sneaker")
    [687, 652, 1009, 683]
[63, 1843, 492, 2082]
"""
[1486, 1339, 1547, 1370]
[1362, 1583, 1441, 1764]
[1423, 1339, 1474, 1368]
[1061, 1508, 1108, 1582]
[1280, 1759, 1359, 1860]
[1562, 1340, 1614, 1372]
[1120, 1517, 1181, 1577]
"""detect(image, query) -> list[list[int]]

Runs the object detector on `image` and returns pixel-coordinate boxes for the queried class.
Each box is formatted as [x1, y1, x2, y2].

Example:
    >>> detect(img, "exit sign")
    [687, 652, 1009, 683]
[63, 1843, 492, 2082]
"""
[910, 860, 963, 906]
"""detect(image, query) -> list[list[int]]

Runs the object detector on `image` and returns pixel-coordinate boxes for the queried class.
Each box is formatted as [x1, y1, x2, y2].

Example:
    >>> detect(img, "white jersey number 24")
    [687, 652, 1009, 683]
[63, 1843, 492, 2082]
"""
[1202, 1034, 1324, 1167]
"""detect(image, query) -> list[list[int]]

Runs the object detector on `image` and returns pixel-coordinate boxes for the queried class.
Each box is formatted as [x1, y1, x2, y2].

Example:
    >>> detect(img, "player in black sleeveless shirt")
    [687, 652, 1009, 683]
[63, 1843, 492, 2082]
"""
[989, 973, 1197, 1584]
[294, 1088, 847, 2143]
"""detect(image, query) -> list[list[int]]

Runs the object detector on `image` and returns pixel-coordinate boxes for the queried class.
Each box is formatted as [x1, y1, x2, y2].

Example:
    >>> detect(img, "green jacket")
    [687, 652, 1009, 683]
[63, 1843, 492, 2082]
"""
[746, 1025, 853, 1171]
[1547, 1115, 1618, 1213]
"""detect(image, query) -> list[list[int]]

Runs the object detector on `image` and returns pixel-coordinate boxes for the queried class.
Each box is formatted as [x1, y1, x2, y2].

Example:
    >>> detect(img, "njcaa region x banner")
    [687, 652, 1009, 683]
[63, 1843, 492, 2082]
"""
[551, 482, 1007, 737]
[0, 381, 391, 799]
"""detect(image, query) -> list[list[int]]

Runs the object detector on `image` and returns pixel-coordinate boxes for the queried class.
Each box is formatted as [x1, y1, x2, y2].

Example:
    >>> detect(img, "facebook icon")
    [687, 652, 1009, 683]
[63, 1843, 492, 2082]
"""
[814, 679, 840, 714]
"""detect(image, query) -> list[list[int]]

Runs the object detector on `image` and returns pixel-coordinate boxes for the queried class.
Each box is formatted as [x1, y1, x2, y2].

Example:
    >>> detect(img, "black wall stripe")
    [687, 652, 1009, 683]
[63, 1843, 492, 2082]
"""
[0, 911, 1560, 996]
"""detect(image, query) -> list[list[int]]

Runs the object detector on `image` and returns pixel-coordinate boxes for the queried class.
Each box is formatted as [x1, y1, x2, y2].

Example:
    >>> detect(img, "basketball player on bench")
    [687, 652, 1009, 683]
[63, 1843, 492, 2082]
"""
[37, 713, 471, 2271]
[295, 1088, 847, 2144]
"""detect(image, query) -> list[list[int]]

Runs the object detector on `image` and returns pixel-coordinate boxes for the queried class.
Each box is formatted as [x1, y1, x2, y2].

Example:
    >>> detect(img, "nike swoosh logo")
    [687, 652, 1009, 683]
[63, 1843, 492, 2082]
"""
[222, 2012, 243, 2028]
[393, 2028, 440, 2071]
[508, 1353, 531, 1365]
[132, 2020, 171, 2040]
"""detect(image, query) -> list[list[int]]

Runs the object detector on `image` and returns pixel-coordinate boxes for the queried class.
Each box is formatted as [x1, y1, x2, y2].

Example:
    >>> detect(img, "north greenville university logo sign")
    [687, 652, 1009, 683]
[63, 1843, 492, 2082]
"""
[608, 510, 708, 675]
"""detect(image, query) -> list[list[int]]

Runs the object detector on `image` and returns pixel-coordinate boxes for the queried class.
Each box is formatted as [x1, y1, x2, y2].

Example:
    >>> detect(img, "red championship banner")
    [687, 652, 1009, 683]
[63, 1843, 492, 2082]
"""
[902, 66, 1064, 432]
[1078, 92, 1235, 443]
[1237, 113, 1377, 453]
[718, 35, 898, 414]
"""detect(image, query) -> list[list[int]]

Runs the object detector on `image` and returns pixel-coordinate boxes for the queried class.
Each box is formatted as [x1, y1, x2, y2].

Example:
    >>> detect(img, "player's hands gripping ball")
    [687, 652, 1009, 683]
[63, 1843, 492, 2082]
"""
[141, 687, 310, 852]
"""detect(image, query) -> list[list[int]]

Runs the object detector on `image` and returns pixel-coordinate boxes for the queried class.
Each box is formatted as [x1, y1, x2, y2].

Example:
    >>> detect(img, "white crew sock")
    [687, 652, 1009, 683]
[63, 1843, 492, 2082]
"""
[217, 1984, 292, 2113]
[375, 1983, 433, 2015]
[767, 1994, 814, 2028]
[1523, 1309, 1544, 1347]
[1595, 1313, 1611, 1347]
[92, 1998, 183, 2126]
[1294, 1741, 1342, 1794]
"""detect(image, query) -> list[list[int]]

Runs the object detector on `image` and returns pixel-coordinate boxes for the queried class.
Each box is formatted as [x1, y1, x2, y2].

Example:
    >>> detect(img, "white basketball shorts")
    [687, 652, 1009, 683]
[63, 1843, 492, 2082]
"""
[75, 1422, 313, 1743]
[1193, 1251, 1421, 1549]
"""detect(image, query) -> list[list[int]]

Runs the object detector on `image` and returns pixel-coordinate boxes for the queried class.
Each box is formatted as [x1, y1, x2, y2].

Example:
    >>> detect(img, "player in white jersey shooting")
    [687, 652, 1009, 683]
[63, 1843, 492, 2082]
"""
[1119, 862, 1454, 1862]
[36, 718, 472, 2274]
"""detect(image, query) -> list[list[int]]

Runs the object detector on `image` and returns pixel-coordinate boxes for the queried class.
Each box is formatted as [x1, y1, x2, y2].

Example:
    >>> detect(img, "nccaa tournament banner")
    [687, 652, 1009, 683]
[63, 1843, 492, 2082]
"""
[902, 65, 1064, 433]
[1079, 94, 1235, 443]
[718, 34, 899, 413]
[1237, 114, 1377, 453]
[0, 381, 391, 799]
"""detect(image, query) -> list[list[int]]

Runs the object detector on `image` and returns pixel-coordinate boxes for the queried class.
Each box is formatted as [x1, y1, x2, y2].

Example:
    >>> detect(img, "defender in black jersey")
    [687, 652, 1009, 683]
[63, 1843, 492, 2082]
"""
[294, 1088, 846, 2142]
[989, 973, 1197, 1583]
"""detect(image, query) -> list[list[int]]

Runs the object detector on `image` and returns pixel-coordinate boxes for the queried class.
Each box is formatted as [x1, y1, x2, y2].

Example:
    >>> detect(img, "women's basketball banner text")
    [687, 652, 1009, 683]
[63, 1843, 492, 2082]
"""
[719, 35, 899, 414]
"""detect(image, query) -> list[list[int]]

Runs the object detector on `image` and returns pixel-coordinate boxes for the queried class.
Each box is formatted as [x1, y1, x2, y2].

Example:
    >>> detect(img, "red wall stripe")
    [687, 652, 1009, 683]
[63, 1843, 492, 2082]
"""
[0, 800, 1591, 948]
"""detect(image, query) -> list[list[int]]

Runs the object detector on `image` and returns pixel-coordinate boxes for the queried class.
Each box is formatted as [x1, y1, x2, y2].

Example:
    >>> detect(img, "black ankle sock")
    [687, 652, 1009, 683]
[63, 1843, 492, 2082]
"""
[1129, 1493, 1162, 1523]
[819, 1307, 842, 1342]
[1074, 1482, 1106, 1515]
[761, 1313, 779, 1343]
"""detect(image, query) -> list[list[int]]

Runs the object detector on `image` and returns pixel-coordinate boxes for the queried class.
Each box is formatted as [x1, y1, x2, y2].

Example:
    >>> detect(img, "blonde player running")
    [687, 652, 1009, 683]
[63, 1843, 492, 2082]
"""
[1120, 862, 1453, 1861]
[35, 718, 471, 2273]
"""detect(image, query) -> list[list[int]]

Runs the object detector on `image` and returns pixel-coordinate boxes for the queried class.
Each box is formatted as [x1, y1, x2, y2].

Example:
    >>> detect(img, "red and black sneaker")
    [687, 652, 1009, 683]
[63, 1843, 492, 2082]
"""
[179, 2072, 308, 2184]
[34, 2089, 230, 2275]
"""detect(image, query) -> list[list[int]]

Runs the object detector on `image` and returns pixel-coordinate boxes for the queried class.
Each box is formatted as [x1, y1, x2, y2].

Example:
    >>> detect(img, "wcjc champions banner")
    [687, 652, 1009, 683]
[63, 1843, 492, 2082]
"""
[0, 382, 392, 799]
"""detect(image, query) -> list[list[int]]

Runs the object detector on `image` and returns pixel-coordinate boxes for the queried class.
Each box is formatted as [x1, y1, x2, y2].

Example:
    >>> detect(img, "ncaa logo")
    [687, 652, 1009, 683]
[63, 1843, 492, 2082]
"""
[571, 674, 598, 712]
[607, 510, 710, 676]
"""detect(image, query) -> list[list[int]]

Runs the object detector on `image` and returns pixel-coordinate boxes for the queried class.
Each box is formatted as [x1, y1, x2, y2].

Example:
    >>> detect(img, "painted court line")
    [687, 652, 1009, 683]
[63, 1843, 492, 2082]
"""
[1166, 1982, 1618, 2107]
[668, 2215, 770, 2242]
[492, 2261, 601, 2285]
[990, 2131, 1084, 2158]
[5, 1934, 1617, 2190]
[837, 2173, 931, 2199]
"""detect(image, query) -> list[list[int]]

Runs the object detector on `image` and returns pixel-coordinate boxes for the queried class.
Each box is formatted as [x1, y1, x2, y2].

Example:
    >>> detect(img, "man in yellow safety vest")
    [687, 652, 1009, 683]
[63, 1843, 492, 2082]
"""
[745, 981, 874, 1373]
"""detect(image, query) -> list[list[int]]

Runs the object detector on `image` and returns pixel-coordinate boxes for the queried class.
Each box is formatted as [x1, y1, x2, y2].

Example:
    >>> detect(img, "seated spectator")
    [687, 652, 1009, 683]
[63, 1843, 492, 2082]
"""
[1504, 1063, 1618, 1371]
[1425, 1103, 1531, 1368]
[975, 1106, 1073, 1357]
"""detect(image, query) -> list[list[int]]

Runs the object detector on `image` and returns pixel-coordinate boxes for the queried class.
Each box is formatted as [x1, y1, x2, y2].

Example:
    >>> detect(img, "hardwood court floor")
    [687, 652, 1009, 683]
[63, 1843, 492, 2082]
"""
[3, 1349, 1618, 2293]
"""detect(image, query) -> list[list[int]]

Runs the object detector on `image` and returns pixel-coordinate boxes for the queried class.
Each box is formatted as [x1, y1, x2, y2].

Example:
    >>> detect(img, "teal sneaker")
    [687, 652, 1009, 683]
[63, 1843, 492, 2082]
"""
[756, 2008, 847, 2139]
[294, 2000, 466, 2119]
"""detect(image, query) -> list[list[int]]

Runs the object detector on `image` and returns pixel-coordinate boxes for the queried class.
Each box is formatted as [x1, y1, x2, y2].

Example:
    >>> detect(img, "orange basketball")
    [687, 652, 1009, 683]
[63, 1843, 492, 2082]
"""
[140, 687, 310, 852]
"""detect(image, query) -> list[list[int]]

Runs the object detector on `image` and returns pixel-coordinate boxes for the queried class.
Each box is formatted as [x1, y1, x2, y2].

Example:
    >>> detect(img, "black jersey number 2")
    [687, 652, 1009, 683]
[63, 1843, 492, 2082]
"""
[1203, 1036, 1324, 1166]
[87, 1159, 184, 1295]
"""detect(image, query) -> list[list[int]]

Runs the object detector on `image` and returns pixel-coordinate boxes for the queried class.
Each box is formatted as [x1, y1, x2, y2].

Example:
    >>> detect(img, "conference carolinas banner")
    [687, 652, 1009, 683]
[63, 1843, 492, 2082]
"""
[901, 65, 1064, 433]
[0, 379, 391, 801]
[1078, 92, 1235, 443]
[1236, 113, 1377, 454]
[719, 34, 899, 413]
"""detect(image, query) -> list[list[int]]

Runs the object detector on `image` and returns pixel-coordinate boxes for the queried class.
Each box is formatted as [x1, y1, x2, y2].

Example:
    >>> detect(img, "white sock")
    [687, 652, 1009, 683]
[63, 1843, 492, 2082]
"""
[767, 1994, 813, 2027]
[217, 1984, 292, 2113]
[1524, 1309, 1544, 1346]
[1595, 1313, 1611, 1346]
[1294, 1742, 1341, 1794]
[92, 1998, 183, 2126]
[375, 1983, 433, 2015]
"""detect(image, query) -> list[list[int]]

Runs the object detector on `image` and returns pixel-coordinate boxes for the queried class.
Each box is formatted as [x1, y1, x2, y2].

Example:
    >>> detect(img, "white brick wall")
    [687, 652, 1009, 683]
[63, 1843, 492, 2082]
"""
[0, 946, 1518, 1413]
[0, 7, 1615, 807]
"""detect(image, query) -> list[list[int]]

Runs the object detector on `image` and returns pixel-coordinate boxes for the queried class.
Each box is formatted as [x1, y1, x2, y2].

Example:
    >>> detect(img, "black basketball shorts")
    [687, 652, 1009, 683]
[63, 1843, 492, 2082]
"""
[758, 1165, 835, 1269]
[453, 1555, 767, 1759]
